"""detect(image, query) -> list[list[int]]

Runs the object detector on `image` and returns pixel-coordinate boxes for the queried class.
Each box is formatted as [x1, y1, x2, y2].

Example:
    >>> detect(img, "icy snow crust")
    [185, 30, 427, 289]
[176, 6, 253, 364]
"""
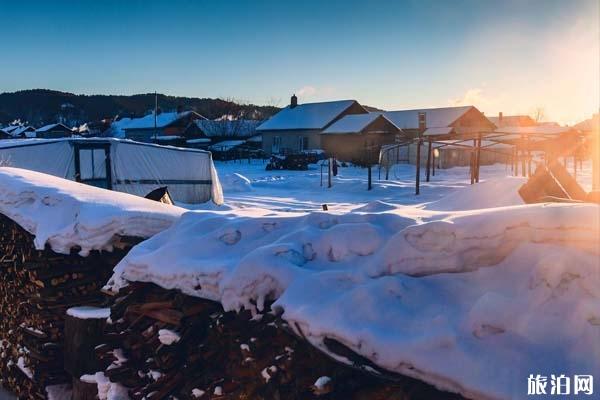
[107, 200, 600, 400]
[0, 167, 185, 255]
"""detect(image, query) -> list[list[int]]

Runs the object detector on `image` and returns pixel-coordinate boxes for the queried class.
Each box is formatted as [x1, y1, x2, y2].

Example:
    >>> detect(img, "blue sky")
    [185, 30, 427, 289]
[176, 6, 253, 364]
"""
[0, 0, 598, 123]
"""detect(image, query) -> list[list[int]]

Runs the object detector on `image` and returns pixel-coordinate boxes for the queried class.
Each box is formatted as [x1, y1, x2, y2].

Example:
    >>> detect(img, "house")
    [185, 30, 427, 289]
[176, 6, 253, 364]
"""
[36, 123, 73, 139]
[120, 110, 207, 143]
[488, 113, 536, 128]
[380, 105, 496, 139]
[0, 128, 12, 140]
[257, 95, 369, 155]
[321, 113, 404, 164]
[4, 125, 37, 139]
[378, 106, 503, 169]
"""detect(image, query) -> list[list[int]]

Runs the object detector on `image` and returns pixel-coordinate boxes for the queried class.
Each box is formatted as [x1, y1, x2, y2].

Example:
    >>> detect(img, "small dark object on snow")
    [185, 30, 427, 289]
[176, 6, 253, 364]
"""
[519, 162, 588, 204]
[322, 204, 328, 211]
[144, 186, 174, 205]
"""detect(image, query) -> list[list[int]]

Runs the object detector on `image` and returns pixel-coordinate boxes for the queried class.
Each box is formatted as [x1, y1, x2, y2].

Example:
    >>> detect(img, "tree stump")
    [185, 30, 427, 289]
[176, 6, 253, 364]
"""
[64, 307, 109, 378]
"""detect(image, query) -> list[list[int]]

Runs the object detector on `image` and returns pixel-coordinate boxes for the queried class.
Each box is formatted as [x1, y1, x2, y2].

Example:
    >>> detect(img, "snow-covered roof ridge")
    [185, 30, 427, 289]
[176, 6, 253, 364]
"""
[0, 167, 185, 255]
[36, 123, 72, 132]
[122, 111, 206, 130]
[378, 105, 475, 129]
[321, 113, 400, 134]
[494, 125, 576, 135]
[106, 200, 599, 400]
[257, 100, 363, 131]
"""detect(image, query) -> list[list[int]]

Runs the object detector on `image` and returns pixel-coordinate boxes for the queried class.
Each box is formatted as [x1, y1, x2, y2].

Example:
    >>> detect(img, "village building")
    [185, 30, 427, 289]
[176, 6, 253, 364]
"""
[36, 123, 73, 139]
[321, 113, 404, 164]
[257, 96, 369, 155]
[488, 113, 536, 128]
[380, 106, 496, 139]
[378, 106, 502, 169]
[120, 110, 206, 143]
[2, 125, 37, 139]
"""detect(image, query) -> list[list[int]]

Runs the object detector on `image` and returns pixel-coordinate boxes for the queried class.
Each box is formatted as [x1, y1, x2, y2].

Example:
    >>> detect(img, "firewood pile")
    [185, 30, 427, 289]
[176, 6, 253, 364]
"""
[0, 213, 138, 399]
[97, 282, 464, 400]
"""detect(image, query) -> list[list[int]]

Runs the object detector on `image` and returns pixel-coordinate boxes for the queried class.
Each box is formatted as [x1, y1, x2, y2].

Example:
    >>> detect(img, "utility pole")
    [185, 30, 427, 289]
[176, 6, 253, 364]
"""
[154, 91, 158, 142]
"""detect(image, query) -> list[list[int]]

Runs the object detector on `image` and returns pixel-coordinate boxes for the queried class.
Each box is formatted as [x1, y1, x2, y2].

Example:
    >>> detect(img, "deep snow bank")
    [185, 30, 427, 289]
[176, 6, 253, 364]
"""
[106, 202, 600, 399]
[0, 167, 185, 255]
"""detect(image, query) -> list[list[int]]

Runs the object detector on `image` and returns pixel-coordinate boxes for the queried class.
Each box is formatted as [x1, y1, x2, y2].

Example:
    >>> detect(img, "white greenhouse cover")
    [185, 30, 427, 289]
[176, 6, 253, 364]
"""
[0, 138, 223, 205]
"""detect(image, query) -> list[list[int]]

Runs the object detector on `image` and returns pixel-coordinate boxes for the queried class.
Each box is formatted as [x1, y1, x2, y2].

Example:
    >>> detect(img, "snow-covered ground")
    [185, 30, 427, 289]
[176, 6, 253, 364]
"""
[194, 160, 528, 214]
[105, 160, 599, 400]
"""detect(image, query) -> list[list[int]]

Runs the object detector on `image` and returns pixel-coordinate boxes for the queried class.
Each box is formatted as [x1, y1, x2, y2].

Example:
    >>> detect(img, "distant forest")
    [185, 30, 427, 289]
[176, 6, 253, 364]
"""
[0, 89, 280, 127]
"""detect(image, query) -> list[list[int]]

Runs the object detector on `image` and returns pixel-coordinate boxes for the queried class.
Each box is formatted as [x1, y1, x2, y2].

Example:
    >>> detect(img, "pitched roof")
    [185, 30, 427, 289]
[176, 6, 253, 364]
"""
[10, 126, 36, 138]
[322, 113, 399, 134]
[488, 115, 536, 128]
[122, 111, 205, 130]
[36, 123, 72, 133]
[494, 125, 574, 135]
[2, 125, 21, 134]
[257, 100, 362, 131]
[379, 106, 475, 129]
[574, 113, 599, 132]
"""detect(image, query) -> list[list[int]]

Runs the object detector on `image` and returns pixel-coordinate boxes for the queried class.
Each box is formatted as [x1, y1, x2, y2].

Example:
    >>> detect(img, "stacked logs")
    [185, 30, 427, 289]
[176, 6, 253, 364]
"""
[97, 282, 465, 400]
[0, 213, 138, 399]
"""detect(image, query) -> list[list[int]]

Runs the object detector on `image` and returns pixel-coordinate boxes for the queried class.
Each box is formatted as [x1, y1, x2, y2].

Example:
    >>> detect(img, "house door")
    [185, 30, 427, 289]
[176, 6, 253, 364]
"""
[73, 142, 112, 189]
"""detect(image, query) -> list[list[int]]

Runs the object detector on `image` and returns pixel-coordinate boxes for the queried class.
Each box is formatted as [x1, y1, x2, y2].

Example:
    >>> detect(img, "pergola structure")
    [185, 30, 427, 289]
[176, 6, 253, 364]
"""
[379, 125, 589, 195]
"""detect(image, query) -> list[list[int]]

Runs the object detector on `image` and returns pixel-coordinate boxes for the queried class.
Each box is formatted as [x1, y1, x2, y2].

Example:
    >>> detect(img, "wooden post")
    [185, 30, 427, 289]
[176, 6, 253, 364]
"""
[475, 135, 482, 183]
[73, 377, 98, 400]
[64, 308, 108, 378]
[470, 140, 476, 184]
[328, 158, 332, 188]
[432, 146, 436, 176]
[426, 139, 432, 182]
[415, 140, 421, 195]
[593, 133, 600, 191]
[368, 165, 372, 190]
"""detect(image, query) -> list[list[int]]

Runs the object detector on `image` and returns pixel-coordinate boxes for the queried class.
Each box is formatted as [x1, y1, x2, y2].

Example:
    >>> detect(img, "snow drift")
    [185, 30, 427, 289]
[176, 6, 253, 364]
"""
[0, 167, 185, 255]
[107, 202, 600, 400]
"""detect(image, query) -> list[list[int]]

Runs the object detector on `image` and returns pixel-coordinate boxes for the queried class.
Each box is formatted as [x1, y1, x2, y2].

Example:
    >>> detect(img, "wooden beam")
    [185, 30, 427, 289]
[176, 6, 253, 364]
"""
[426, 140, 432, 182]
[415, 140, 421, 195]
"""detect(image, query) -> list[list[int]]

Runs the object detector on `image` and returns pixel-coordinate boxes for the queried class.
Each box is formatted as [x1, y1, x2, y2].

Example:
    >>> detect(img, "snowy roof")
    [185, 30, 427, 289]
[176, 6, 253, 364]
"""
[0, 167, 185, 255]
[246, 134, 262, 143]
[493, 125, 574, 136]
[122, 111, 206, 130]
[574, 113, 599, 132]
[36, 123, 72, 133]
[257, 100, 363, 131]
[423, 126, 454, 136]
[321, 113, 400, 134]
[186, 138, 212, 144]
[154, 135, 183, 141]
[379, 106, 475, 129]
[2, 125, 20, 133]
[10, 125, 36, 138]
[196, 119, 261, 137]
[208, 140, 246, 151]
[488, 115, 536, 128]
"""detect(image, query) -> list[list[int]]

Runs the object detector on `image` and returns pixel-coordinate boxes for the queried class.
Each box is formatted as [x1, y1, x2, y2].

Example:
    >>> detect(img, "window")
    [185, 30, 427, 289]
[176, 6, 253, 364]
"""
[298, 136, 308, 152]
[272, 136, 281, 154]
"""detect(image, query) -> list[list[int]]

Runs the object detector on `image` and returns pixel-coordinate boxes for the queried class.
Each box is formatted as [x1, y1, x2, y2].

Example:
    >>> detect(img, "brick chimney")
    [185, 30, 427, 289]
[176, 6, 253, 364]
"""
[290, 94, 298, 109]
[418, 112, 426, 134]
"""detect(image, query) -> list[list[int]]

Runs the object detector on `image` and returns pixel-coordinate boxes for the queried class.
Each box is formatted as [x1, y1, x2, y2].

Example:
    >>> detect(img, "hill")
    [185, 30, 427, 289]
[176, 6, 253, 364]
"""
[0, 89, 280, 127]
